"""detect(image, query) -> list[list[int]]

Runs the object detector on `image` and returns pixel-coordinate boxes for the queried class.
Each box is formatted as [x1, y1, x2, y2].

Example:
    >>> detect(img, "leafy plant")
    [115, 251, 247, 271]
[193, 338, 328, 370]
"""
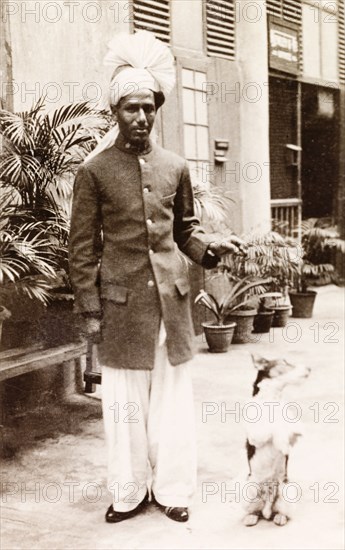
[294, 219, 345, 292]
[0, 97, 109, 302]
[195, 275, 271, 325]
[188, 165, 234, 230]
[0, 189, 57, 303]
[220, 231, 300, 295]
[193, 182, 233, 230]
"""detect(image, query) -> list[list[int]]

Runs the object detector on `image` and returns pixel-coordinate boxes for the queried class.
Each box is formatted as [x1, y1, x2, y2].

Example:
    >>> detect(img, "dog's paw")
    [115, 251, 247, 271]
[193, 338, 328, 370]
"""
[243, 514, 260, 526]
[273, 513, 288, 526]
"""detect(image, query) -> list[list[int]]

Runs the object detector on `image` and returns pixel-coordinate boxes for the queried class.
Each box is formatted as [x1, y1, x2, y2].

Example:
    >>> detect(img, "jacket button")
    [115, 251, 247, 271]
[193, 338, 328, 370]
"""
[147, 280, 155, 288]
[147, 219, 153, 226]
[143, 187, 149, 194]
[149, 249, 154, 255]
[139, 158, 146, 165]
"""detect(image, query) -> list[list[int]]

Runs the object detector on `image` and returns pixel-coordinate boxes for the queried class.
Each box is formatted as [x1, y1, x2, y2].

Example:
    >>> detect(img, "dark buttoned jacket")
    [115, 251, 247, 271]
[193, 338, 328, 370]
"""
[69, 134, 218, 370]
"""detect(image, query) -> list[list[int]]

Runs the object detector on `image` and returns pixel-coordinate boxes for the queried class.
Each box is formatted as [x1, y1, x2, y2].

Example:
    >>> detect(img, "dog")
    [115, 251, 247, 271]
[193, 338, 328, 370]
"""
[243, 354, 310, 527]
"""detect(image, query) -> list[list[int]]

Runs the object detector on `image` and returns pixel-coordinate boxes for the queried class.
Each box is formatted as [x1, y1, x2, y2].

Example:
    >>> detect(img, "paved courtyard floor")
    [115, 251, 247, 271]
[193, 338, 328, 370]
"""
[0, 285, 344, 549]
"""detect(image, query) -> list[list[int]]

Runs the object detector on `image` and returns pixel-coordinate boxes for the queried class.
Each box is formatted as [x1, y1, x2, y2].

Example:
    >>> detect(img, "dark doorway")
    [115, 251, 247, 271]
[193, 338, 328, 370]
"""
[301, 84, 339, 219]
[269, 76, 298, 199]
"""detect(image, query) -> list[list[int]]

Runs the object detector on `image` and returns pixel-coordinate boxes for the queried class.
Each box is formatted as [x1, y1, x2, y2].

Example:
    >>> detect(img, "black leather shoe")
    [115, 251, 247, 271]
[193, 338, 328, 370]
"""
[162, 506, 189, 522]
[152, 495, 189, 522]
[105, 491, 149, 523]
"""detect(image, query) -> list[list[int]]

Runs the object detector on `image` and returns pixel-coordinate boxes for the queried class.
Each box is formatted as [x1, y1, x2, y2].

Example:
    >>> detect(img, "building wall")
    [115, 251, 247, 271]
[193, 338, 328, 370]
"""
[169, 0, 271, 234]
[7, 0, 131, 110]
[236, 0, 271, 232]
[0, 1, 13, 110]
[206, 57, 243, 232]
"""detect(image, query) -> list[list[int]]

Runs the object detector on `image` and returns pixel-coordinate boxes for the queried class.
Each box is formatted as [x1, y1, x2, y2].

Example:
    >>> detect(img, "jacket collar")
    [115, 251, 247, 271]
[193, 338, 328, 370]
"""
[115, 133, 153, 156]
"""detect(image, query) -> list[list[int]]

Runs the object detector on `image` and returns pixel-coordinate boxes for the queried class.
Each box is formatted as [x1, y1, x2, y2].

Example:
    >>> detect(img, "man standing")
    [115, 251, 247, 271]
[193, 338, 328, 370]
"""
[69, 31, 243, 523]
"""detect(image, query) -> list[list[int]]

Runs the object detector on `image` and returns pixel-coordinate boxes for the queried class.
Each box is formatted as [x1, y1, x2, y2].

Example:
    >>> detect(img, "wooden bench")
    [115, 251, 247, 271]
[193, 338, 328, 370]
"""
[0, 340, 101, 393]
[0, 342, 87, 382]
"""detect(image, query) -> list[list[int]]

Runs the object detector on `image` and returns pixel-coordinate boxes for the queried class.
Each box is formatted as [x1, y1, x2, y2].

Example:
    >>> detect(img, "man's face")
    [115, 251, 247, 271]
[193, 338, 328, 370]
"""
[112, 89, 156, 147]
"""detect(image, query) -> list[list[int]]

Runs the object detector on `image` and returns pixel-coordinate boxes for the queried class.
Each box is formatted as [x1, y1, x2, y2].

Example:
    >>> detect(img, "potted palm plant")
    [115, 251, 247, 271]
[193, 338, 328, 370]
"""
[221, 232, 299, 328]
[289, 220, 345, 318]
[0, 97, 109, 346]
[195, 274, 271, 350]
[0, 187, 58, 347]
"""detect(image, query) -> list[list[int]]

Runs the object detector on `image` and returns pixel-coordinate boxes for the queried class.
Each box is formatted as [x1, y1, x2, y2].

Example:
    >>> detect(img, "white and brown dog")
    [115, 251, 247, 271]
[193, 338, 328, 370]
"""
[243, 354, 310, 527]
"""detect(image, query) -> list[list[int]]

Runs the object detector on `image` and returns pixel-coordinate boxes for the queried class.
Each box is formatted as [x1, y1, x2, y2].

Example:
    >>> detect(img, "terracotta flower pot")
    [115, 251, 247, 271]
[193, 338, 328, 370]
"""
[226, 309, 257, 344]
[253, 310, 274, 333]
[267, 305, 291, 327]
[202, 322, 237, 353]
[289, 290, 317, 318]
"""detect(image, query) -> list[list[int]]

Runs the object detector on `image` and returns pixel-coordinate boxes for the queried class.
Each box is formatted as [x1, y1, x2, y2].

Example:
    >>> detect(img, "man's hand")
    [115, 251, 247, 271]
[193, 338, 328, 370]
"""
[82, 316, 102, 342]
[208, 236, 247, 257]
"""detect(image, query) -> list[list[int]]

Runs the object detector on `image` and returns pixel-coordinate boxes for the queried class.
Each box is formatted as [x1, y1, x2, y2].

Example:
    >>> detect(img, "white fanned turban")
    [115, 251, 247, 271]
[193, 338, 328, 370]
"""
[86, 31, 175, 161]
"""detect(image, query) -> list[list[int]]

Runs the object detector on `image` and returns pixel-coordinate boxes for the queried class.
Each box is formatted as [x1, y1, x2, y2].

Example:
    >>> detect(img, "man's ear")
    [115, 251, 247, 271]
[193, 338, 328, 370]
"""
[154, 91, 165, 110]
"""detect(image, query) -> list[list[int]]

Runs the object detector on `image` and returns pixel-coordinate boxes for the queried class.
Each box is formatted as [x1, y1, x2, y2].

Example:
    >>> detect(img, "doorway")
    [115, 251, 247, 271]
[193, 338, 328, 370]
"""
[301, 84, 340, 220]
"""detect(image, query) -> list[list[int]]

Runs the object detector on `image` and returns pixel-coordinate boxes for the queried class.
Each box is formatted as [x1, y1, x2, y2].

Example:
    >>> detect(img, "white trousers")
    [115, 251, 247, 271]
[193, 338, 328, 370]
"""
[101, 323, 197, 512]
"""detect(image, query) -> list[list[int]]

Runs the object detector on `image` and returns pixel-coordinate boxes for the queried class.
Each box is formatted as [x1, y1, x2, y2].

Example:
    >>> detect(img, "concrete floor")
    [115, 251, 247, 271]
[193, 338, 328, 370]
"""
[0, 285, 344, 550]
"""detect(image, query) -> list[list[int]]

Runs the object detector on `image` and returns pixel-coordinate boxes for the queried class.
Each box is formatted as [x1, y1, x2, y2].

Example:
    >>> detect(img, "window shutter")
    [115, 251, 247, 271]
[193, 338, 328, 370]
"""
[339, 0, 345, 84]
[266, 0, 283, 18]
[133, 0, 170, 43]
[282, 0, 301, 25]
[266, 0, 301, 24]
[206, 0, 236, 60]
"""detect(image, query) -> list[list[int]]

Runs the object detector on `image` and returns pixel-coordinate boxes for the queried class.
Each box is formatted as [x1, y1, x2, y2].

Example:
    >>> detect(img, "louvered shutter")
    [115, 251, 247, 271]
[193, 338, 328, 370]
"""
[282, 0, 302, 24]
[339, 0, 345, 84]
[206, 0, 236, 60]
[266, 0, 283, 18]
[266, 0, 301, 24]
[133, 0, 170, 43]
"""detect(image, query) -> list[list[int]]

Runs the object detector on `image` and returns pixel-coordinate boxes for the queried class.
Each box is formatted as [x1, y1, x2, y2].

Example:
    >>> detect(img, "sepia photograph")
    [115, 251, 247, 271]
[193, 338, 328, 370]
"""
[0, 1, 344, 549]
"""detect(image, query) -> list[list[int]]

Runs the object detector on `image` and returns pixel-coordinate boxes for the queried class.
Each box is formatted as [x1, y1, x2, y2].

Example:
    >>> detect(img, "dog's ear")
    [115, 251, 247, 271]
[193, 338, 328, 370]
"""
[289, 432, 303, 446]
[251, 354, 269, 370]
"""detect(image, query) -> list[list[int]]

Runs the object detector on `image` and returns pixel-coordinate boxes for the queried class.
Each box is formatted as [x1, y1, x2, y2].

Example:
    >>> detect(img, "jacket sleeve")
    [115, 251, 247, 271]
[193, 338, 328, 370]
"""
[173, 162, 220, 269]
[68, 163, 103, 315]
